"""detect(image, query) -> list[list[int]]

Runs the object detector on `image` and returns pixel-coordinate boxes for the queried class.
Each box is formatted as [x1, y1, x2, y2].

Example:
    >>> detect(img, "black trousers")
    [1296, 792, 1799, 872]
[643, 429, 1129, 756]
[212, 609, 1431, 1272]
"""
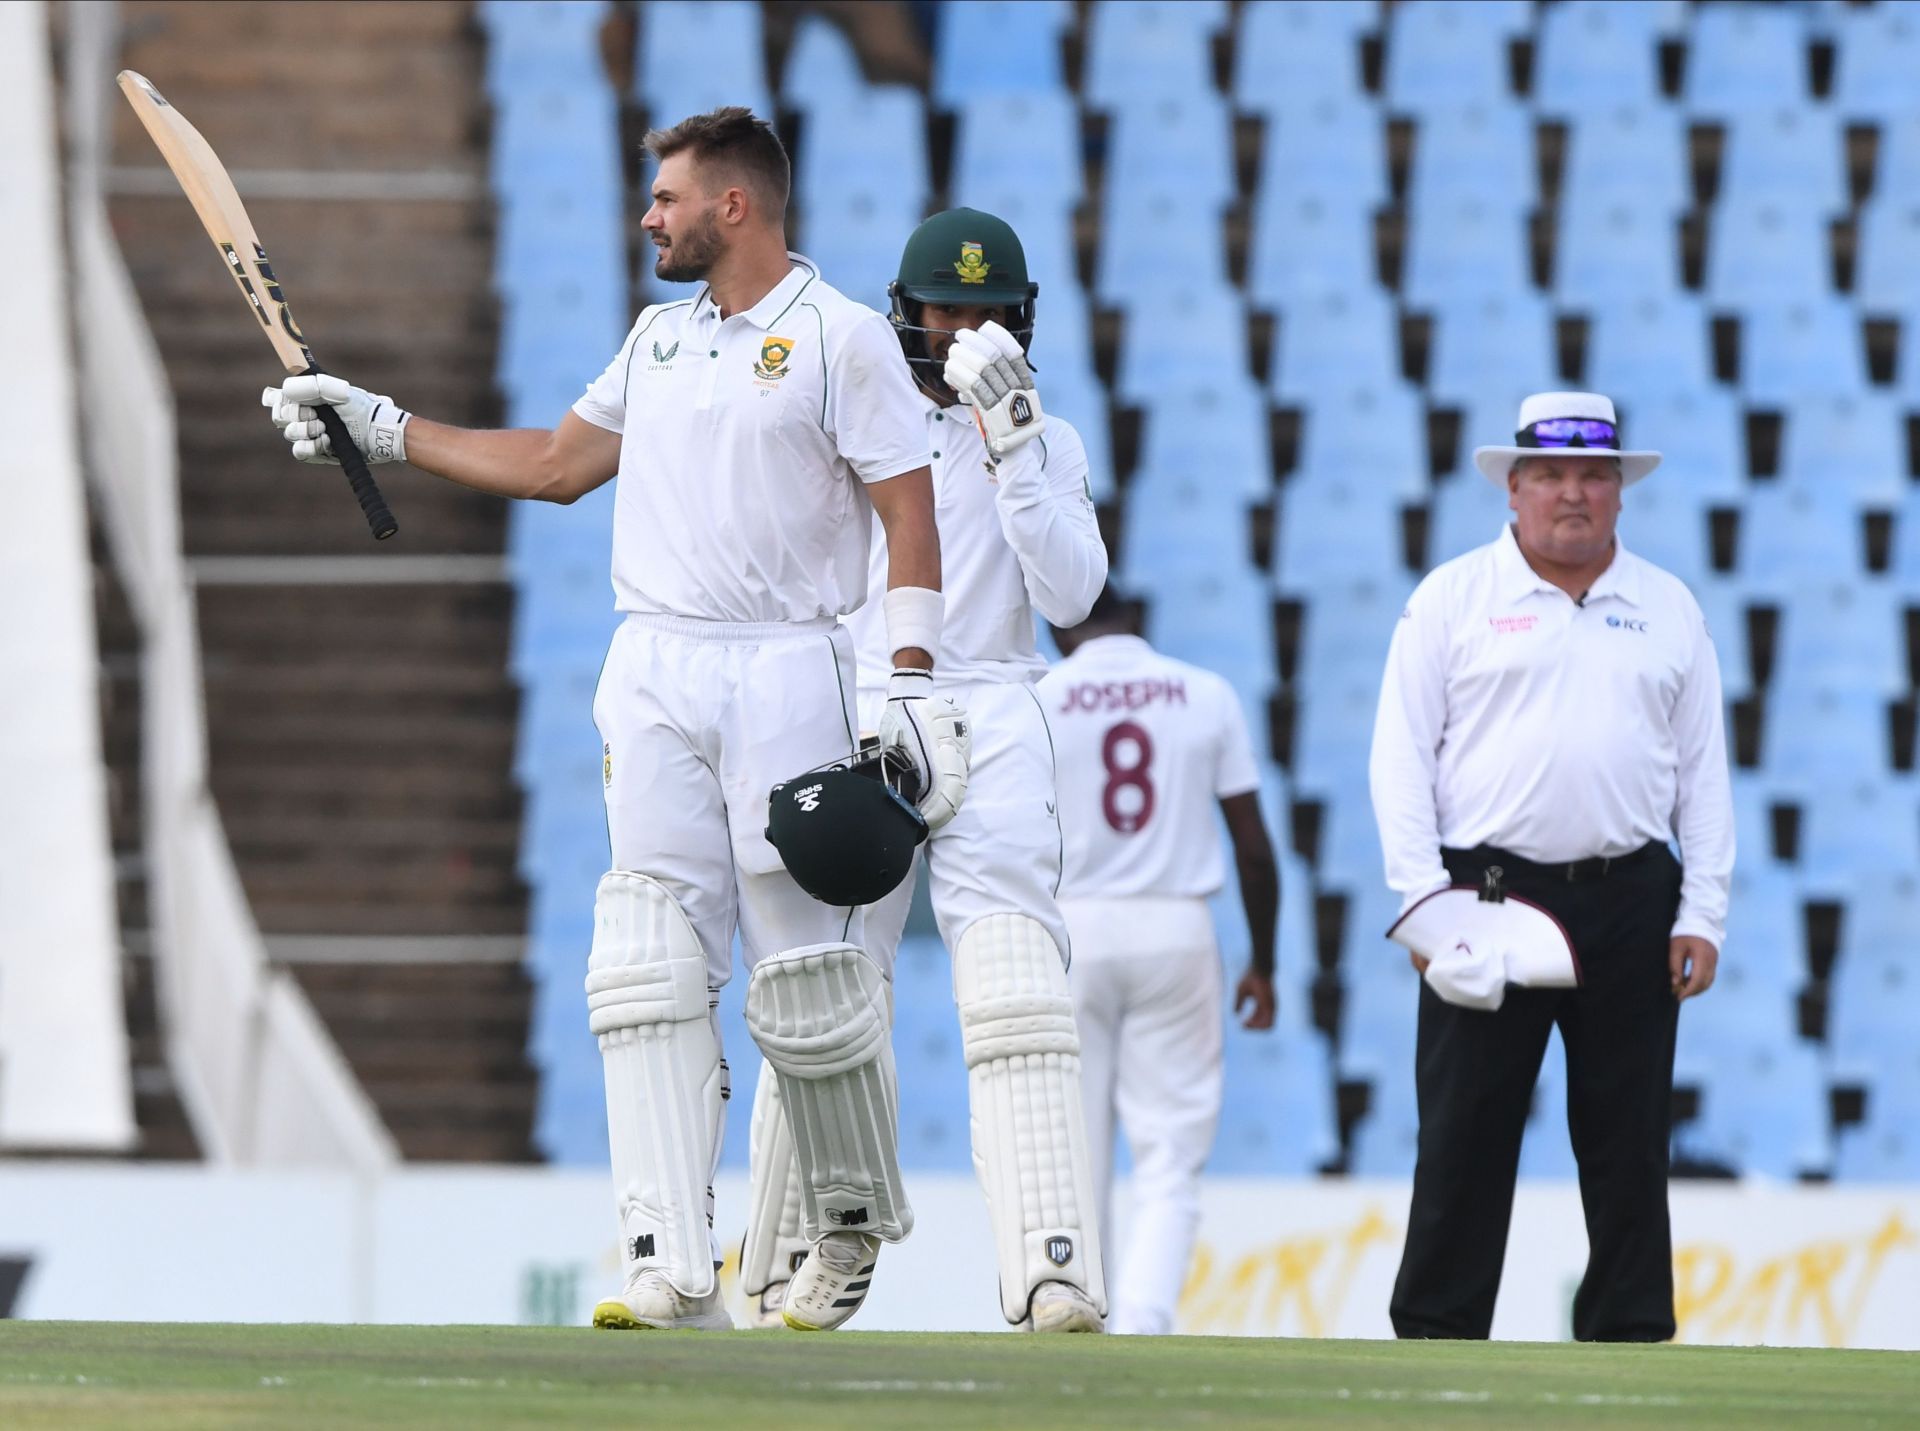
[1388, 841, 1684, 1343]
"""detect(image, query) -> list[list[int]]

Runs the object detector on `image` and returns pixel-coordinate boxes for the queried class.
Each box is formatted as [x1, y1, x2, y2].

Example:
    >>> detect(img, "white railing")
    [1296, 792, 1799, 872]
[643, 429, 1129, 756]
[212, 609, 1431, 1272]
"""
[59, 0, 396, 1171]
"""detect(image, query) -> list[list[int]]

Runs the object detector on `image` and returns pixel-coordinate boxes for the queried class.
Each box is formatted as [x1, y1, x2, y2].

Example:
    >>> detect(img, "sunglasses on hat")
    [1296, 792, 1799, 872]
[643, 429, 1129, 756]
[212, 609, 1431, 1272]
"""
[1516, 417, 1618, 449]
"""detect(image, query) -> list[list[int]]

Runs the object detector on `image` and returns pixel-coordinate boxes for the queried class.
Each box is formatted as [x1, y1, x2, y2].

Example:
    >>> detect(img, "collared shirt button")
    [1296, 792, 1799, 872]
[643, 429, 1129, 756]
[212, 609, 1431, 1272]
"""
[709, 349, 719, 358]
[933, 450, 941, 459]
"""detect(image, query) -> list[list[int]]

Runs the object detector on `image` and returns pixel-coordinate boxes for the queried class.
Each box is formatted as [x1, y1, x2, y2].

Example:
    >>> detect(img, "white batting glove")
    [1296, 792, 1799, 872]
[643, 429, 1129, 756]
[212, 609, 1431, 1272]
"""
[262, 373, 410, 465]
[876, 669, 970, 831]
[942, 320, 1045, 460]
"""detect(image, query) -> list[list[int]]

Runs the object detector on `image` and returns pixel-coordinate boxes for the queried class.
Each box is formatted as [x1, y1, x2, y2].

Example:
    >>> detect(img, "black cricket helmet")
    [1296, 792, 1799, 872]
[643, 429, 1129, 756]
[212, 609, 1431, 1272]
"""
[766, 742, 928, 907]
[888, 207, 1038, 389]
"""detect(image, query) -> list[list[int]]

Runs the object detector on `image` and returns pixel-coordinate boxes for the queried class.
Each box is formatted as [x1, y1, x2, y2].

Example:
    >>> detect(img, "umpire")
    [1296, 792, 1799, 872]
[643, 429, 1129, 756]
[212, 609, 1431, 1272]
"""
[1369, 391, 1735, 1341]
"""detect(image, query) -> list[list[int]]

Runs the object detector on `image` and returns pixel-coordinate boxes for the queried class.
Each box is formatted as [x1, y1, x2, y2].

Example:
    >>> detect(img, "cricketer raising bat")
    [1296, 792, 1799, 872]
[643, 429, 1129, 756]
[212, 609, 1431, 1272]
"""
[116, 69, 398, 541]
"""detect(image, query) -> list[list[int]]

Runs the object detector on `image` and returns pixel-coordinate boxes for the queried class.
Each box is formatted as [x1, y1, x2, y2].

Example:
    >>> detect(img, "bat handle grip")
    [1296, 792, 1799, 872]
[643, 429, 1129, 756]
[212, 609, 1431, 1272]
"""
[312, 393, 398, 541]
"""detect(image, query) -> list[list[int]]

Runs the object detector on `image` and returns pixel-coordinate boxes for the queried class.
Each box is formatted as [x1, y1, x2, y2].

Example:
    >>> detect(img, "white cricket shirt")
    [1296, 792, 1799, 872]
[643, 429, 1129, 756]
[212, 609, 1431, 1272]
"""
[847, 395, 1107, 698]
[573, 255, 931, 624]
[1040, 635, 1263, 900]
[1369, 525, 1735, 947]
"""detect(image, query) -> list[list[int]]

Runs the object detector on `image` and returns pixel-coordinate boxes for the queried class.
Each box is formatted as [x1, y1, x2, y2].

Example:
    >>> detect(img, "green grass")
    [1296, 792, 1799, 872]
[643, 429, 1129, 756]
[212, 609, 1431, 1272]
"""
[1, 1323, 1915, 1430]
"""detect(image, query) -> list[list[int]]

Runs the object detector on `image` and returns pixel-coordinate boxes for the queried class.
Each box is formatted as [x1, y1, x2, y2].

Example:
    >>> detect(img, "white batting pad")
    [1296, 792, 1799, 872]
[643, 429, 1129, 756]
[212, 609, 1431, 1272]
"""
[745, 944, 913, 1242]
[587, 871, 727, 1298]
[738, 1061, 809, 1297]
[954, 913, 1108, 1322]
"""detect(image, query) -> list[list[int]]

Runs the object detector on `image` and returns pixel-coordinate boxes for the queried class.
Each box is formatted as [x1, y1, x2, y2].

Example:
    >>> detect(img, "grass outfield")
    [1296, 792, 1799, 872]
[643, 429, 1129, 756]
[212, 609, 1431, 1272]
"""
[1, 1324, 1915, 1430]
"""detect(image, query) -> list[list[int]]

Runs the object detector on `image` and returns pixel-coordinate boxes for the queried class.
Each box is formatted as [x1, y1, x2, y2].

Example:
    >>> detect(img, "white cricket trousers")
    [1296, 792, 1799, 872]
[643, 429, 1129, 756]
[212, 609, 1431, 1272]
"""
[1060, 895, 1222, 1336]
[594, 612, 866, 986]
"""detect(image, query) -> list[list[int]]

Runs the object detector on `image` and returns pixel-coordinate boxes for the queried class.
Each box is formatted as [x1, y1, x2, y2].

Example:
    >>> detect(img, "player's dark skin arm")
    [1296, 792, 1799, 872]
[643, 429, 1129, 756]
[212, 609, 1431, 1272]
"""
[1222, 791, 1279, 1031]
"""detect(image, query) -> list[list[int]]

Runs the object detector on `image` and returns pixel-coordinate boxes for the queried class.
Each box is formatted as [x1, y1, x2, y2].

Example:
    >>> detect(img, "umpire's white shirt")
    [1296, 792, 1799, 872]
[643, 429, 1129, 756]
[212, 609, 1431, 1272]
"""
[1369, 525, 1734, 948]
[847, 395, 1107, 701]
[574, 254, 930, 625]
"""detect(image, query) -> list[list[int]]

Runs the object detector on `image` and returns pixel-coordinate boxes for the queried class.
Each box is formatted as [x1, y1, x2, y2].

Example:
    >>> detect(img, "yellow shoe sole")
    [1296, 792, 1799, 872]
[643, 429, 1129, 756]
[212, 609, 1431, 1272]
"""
[592, 1299, 661, 1330]
[781, 1310, 824, 1332]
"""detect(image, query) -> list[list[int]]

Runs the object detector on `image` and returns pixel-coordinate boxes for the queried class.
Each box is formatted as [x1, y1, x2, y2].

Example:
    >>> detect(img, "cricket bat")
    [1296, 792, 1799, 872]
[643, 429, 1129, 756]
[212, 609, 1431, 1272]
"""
[116, 69, 398, 541]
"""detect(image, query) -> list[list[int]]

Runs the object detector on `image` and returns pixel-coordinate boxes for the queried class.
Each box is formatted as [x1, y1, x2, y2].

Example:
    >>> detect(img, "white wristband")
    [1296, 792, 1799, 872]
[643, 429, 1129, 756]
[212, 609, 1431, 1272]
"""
[883, 585, 944, 667]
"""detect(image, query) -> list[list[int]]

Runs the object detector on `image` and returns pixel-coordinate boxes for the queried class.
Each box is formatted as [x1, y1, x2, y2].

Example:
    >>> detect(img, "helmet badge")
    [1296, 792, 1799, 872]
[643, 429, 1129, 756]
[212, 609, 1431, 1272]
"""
[954, 241, 991, 285]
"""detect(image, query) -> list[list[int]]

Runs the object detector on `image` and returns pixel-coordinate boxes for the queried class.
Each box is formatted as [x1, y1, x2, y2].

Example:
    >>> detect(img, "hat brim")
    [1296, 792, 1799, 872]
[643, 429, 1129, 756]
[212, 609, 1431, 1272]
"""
[1473, 446, 1661, 488]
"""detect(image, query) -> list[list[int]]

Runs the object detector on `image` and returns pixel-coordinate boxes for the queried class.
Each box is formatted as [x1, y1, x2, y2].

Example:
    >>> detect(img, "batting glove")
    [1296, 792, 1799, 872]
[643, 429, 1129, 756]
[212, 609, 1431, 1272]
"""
[942, 320, 1045, 460]
[262, 373, 410, 465]
[876, 669, 970, 831]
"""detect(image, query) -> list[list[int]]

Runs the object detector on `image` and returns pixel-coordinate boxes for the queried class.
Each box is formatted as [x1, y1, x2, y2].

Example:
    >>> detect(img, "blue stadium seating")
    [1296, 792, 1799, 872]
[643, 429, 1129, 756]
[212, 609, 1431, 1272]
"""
[1401, 195, 1532, 307]
[1685, 3, 1812, 117]
[1099, 189, 1233, 306]
[1683, 1037, 1831, 1178]
[1763, 573, 1906, 691]
[1338, 953, 1418, 1086]
[780, 14, 865, 109]
[1616, 478, 1714, 586]
[1289, 385, 1427, 492]
[1213, 1029, 1341, 1175]
[1557, 105, 1692, 215]
[1137, 377, 1272, 499]
[1292, 574, 1414, 693]
[1798, 778, 1920, 899]
[1691, 574, 1752, 693]
[1428, 471, 1513, 567]
[1622, 389, 1745, 500]
[1083, 0, 1223, 108]
[635, 1, 771, 118]
[1383, 1, 1526, 117]
[1556, 193, 1683, 309]
[1834, 1076, 1920, 1181]
[1104, 95, 1235, 208]
[1425, 292, 1557, 409]
[1717, 107, 1848, 214]
[1270, 290, 1405, 403]
[1777, 392, 1907, 503]
[1706, 197, 1832, 308]
[482, 0, 608, 99]
[796, 87, 929, 216]
[1249, 192, 1381, 310]
[1876, 114, 1920, 203]
[1253, 97, 1390, 208]
[1764, 687, 1898, 786]
[1119, 469, 1255, 584]
[1833, 2, 1920, 123]
[1276, 479, 1405, 587]
[1742, 300, 1870, 409]
[1232, 1, 1372, 114]
[1112, 284, 1246, 402]
[1406, 103, 1536, 213]
[1853, 201, 1920, 314]
[933, 1, 1072, 102]
[951, 92, 1082, 207]
[1721, 859, 1805, 986]
[1348, 1054, 1417, 1177]
[1533, 2, 1665, 114]
[1584, 295, 1714, 402]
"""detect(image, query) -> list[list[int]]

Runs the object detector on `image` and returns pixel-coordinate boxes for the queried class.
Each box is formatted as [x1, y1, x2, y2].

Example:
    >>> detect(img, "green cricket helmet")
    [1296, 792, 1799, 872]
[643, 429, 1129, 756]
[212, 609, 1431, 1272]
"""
[887, 208, 1038, 388]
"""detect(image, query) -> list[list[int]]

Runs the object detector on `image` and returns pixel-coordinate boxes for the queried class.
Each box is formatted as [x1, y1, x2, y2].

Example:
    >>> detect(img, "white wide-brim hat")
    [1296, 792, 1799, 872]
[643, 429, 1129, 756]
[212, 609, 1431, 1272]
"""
[1473, 391, 1662, 489]
[1387, 885, 1582, 1011]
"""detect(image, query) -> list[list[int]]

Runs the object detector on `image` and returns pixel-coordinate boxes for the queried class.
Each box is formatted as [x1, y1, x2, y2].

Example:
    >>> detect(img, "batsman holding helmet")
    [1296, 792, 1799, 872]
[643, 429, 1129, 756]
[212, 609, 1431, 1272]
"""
[742, 209, 1113, 1333]
[263, 110, 967, 1332]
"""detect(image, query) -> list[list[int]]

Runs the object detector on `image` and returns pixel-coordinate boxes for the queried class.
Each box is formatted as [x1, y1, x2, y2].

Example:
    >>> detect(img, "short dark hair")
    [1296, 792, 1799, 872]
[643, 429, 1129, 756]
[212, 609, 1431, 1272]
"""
[644, 107, 789, 220]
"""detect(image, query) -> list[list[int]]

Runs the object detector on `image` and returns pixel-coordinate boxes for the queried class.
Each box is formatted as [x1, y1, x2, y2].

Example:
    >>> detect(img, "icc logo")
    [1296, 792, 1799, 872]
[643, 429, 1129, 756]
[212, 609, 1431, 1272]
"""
[1605, 615, 1649, 633]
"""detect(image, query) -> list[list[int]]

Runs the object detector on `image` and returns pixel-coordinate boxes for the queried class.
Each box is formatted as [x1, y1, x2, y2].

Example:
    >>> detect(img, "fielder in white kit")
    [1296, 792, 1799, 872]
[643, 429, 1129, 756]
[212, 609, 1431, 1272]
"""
[260, 109, 968, 1332]
[1042, 591, 1281, 1336]
[738, 208, 1113, 1332]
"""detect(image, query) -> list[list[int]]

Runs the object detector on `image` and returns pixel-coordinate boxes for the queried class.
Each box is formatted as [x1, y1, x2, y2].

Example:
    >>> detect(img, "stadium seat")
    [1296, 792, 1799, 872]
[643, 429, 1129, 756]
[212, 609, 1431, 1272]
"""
[1292, 574, 1415, 692]
[1519, 1028, 1578, 1181]
[1274, 478, 1407, 587]
[1401, 195, 1532, 307]
[1582, 296, 1713, 407]
[1556, 194, 1683, 310]
[1212, 1029, 1341, 1175]
[1406, 102, 1536, 213]
[1338, 954, 1419, 1085]
[1798, 777, 1920, 901]
[1683, 1034, 1831, 1178]
[1834, 1075, 1920, 1181]
[1556, 104, 1692, 216]
[1616, 479, 1713, 586]
[1831, 1, 1920, 125]
[1119, 471, 1256, 584]
[1143, 568, 1278, 731]
[933, 1, 1071, 100]
[1424, 292, 1558, 409]
[1853, 202, 1920, 315]
[1137, 376, 1273, 499]
[1690, 574, 1752, 692]
[481, 0, 609, 98]
[1741, 301, 1870, 410]
[1716, 107, 1848, 214]
[1623, 389, 1743, 498]
[1720, 858, 1805, 987]
[1098, 189, 1232, 307]
[1253, 97, 1390, 208]
[779, 14, 865, 110]
[1763, 687, 1900, 788]
[1685, 3, 1812, 117]
[1083, 0, 1223, 108]
[803, 195, 927, 309]
[1270, 290, 1405, 403]
[1232, 1, 1372, 114]
[1113, 285, 1247, 403]
[1248, 192, 1382, 310]
[1776, 392, 1907, 503]
[951, 92, 1082, 207]
[1532, 1, 1665, 114]
[1348, 1056, 1418, 1177]
[1427, 472, 1512, 567]
[1104, 95, 1235, 208]
[1876, 115, 1920, 204]
[1383, 0, 1525, 116]
[1705, 198, 1832, 309]
[796, 87, 929, 217]
[1288, 384, 1427, 492]
[636, 0, 770, 118]
[1764, 573, 1906, 691]
[1829, 883, 1920, 1071]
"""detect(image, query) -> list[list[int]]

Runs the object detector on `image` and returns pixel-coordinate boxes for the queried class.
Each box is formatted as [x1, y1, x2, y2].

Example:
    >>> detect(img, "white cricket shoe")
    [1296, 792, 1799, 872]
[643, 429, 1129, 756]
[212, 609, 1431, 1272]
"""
[592, 1270, 734, 1331]
[748, 1278, 791, 1329]
[1024, 1280, 1105, 1333]
[781, 1231, 879, 1331]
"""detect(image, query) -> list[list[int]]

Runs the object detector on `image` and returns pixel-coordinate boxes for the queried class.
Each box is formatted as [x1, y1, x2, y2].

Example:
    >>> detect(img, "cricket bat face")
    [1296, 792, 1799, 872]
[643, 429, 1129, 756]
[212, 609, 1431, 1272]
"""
[116, 69, 315, 377]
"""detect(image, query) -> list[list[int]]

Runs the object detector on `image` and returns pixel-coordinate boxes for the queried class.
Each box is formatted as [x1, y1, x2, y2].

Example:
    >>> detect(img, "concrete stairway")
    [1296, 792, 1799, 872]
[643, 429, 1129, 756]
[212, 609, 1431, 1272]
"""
[109, 0, 537, 1162]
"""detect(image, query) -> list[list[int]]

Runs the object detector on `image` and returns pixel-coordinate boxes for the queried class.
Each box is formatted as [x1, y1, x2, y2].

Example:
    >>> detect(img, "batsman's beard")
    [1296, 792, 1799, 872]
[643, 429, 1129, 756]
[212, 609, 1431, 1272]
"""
[654, 210, 723, 283]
